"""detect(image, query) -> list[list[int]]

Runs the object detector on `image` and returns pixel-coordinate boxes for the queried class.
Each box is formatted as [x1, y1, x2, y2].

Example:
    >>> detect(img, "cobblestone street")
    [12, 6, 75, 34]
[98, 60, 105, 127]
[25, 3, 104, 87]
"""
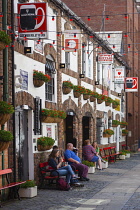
[2, 153, 140, 210]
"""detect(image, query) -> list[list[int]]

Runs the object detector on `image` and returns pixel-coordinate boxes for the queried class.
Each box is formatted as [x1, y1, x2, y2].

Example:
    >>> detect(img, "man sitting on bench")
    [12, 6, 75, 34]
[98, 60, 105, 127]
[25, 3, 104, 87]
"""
[64, 143, 89, 181]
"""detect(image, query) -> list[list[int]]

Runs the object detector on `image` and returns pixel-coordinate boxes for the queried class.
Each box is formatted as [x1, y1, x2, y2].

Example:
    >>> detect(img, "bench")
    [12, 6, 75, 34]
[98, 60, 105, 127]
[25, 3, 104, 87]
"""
[39, 162, 60, 189]
[100, 146, 120, 163]
[0, 168, 26, 207]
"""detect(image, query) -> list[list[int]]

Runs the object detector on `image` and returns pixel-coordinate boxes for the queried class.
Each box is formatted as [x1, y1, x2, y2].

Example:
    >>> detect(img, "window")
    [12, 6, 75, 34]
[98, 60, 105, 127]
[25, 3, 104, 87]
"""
[45, 58, 55, 101]
[65, 52, 70, 69]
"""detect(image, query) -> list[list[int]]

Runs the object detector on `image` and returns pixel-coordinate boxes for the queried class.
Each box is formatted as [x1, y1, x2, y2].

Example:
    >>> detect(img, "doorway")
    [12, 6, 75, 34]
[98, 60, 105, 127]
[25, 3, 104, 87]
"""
[65, 115, 76, 147]
[82, 116, 90, 144]
[15, 108, 29, 181]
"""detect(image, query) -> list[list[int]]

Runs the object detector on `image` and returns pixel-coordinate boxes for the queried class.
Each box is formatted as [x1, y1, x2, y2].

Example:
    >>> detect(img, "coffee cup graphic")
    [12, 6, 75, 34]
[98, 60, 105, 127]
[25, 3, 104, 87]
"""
[126, 78, 137, 89]
[20, 4, 45, 31]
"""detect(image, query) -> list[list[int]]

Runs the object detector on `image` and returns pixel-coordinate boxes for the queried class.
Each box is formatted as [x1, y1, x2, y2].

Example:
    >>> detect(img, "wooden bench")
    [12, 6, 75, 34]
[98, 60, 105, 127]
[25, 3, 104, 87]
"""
[39, 162, 60, 189]
[0, 168, 26, 207]
[100, 146, 120, 163]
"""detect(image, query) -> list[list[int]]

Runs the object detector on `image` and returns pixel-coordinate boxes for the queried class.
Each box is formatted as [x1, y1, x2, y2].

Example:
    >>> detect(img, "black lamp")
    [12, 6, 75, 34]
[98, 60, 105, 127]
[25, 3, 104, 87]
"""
[24, 47, 32, 54]
[60, 63, 65, 68]
[118, 93, 121, 96]
[95, 81, 99, 85]
[79, 74, 85, 78]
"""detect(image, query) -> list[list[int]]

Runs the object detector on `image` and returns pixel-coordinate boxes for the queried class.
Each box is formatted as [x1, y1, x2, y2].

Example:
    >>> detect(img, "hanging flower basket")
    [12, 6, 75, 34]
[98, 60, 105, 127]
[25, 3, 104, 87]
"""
[37, 145, 53, 151]
[0, 113, 11, 125]
[112, 104, 118, 109]
[90, 96, 96, 102]
[0, 130, 13, 152]
[122, 133, 127, 136]
[62, 87, 72, 94]
[112, 124, 118, 127]
[73, 91, 81, 98]
[0, 41, 6, 51]
[41, 116, 55, 123]
[97, 99, 104, 104]
[83, 94, 90, 100]
[33, 78, 44, 87]
[120, 125, 125, 128]
[0, 141, 10, 152]
[53, 118, 62, 123]
[103, 133, 111, 138]
[105, 101, 111, 106]
[0, 31, 11, 51]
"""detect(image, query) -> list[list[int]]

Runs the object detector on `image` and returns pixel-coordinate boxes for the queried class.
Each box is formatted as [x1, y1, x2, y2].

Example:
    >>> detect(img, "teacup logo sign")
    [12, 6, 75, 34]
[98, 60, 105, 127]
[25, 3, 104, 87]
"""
[18, 3, 47, 39]
[125, 77, 138, 92]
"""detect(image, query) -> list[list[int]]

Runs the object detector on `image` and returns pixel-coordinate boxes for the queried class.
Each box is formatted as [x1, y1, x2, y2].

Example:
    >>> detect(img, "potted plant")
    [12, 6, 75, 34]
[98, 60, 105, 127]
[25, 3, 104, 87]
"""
[112, 120, 120, 127]
[37, 136, 55, 151]
[90, 91, 99, 102]
[119, 151, 126, 160]
[104, 96, 113, 106]
[122, 129, 129, 136]
[121, 150, 131, 158]
[0, 101, 14, 125]
[120, 121, 128, 128]
[33, 70, 51, 87]
[0, 130, 13, 151]
[103, 129, 114, 138]
[97, 94, 106, 104]
[62, 80, 73, 94]
[19, 180, 37, 198]
[0, 30, 11, 50]
[41, 109, 66, 123]
[83, 89, 92, 100]
[73, 85, 85, 98]
[55, 110, 67, 123]
[101, 159, 108, 168]
[112, 100, 120, 109]
[82, 160, 95, 173]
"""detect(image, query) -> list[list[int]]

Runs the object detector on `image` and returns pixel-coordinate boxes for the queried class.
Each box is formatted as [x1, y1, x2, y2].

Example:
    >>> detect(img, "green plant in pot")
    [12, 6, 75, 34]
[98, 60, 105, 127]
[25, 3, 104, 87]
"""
[62, 80, 73, 94]
[19, 180, 37, 198]
[0, 101, 14, 125]
[20, 180, 36, 188]
[112, 120, 120, 127]
[37, 136, 55, 151]
[33, 70, 51, 87]
[0, 31, 11, 50]
[0, 130, 13, 151]
[103, 129, 114, 137]
[122, 129, 129, 136]
[82, 160, 95, 167]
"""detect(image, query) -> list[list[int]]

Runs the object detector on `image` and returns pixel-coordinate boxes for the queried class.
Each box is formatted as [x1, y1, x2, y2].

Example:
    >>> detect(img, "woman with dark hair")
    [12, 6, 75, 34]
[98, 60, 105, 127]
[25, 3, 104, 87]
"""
[48, 149, 78, 184]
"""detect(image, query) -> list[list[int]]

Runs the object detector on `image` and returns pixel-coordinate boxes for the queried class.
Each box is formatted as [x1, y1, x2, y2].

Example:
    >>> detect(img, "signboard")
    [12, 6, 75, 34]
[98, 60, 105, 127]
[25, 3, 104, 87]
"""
[18, 3, 47, 39]
[20, 69, 28, 90]
[125, 77, 138, 92]
[114, 66, 125, 84]
[64, 30, 80, 52]
[46, 125, 52, 137]
[34, 40, 43, 53]
[98, 54, 113, 64]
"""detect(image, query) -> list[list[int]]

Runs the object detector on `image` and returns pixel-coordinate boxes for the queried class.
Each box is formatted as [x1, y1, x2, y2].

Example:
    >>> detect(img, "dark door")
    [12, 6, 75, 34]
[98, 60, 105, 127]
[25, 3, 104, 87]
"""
[82, 116, 89, 144]
[65, 115, 74, 147]
[15, 109, 29, 181]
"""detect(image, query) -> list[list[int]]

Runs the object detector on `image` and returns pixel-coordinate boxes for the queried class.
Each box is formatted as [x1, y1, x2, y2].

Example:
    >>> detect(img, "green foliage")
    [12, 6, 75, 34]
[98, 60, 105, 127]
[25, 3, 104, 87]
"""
[62, 81, 73, 89]
[0, 130, 13, 142]
[0, 101, 14, 114]
[104, 96, 113, 103]
[122, 129, 129, 134]
[119, 151, 126, 155]
[20, 180, 36, 188]
[82, 160, 95, 167]
[83, 89, 92, 95]
[37, 136, 55, 147]
[112, 120, 120, 125]
[0, 31, 11, 45]
[96, 94, 106, 100]
[121, 150, 131, 154]
[103, 129, 114, 135]
[73, 85, 85, 94]
[33, 70, 51, 82]
[90, 91, 99, 98]
[41, 109, 66, 119]
[120, 121, 128, 126]
[112, 100, 120, 105]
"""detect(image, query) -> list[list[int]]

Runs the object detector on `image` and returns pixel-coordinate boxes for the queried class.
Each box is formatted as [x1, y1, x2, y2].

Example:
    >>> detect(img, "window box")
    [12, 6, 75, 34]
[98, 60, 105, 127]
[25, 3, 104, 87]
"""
[19, 186, 37, 198]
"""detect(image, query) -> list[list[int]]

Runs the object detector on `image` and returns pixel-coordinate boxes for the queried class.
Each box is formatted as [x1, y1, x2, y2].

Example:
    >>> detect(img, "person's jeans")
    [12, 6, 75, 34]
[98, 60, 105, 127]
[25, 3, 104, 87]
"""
[51, 165, 75, 184]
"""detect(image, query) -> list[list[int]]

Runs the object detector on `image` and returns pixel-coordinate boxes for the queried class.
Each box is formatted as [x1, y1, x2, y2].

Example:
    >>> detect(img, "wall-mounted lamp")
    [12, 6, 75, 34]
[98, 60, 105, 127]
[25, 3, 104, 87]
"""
[79, 74, 85, 78]
[118, 93, 122, 96]
[60, 63, 65, 68]
[24, 47, 32, 54]
[95, 81, 99, 85]
[128, 112, 132, 117]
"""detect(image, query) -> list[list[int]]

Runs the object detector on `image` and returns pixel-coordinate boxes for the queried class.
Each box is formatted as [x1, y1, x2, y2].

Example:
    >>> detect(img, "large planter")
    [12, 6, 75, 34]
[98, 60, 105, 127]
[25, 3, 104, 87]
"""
[0, 41, 6, 51]
[19, 186, 37, 198]
[97, 99, 104, 104]
[41, 116, 55, 123]
[0, 141, 10, 152]
[112, 104, 118, 109]
[103, 133, 111, 138]
[125, 153, 130, 158]
[0, 113, 11, 125]
[119, 155, 126, 160]
[62, 87, 72, 94]
[112, 124, 118, 127]
[88, 167, 95, 174]
[73, 91, 81, 98]
[37, 145, 53, 151]
[102, 161, 108, 168]
[105, 102, 111, 106]
[33, 78, 44, 87]
[83, 94, 90, 100]
[90, 96, 96, 102]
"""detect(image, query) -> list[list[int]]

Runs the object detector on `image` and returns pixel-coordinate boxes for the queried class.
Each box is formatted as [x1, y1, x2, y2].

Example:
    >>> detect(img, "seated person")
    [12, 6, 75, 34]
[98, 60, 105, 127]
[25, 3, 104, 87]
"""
[92, 141, 106, 163]
[48, 149, 78, 185]
[64, 143, 89, 181]
[83, 139, 103, 170]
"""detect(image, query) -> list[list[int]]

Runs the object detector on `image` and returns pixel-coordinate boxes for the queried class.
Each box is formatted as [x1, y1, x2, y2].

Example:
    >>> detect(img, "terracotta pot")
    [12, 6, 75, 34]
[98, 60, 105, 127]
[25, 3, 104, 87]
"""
[0, 41, 6, 51]
[62, 87, 72, 94]
[103, 133, 111, 138]
[112, 104, 118, 109]
[112, 124, 118, 127]
[0, 141, 10, 152]
[0, 113, 11, 125]
[90, 96, 96, 102]
[41, 116, 55, 123]
[83, 94, 90, 100]
[73, 91, 81, 98]
[105, 101, 111, 106]
[53, 118, 62, 123]
[37, 145, 53, 151]
[97, 99, 104, 104]
[33, 78, 44, 87]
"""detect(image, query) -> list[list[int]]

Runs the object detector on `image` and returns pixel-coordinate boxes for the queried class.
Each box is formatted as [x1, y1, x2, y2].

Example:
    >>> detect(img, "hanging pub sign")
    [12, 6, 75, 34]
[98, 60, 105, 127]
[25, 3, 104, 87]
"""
[125, 77, 138, 92]
[114, 66, 125, 84]
[98, 54, 113, 64]
[18, 3, 47, 39]
[64, 30, 81, 52]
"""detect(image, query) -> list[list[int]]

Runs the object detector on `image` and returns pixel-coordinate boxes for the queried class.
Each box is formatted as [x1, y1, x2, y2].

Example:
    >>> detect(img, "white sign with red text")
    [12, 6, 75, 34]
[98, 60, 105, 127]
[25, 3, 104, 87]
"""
[98, 54, 113, 64]
[18, 3, 47, 39]
[125, 77, 138, 92]
[114, 66, 125, 84]
[64, 30, 80, 52]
